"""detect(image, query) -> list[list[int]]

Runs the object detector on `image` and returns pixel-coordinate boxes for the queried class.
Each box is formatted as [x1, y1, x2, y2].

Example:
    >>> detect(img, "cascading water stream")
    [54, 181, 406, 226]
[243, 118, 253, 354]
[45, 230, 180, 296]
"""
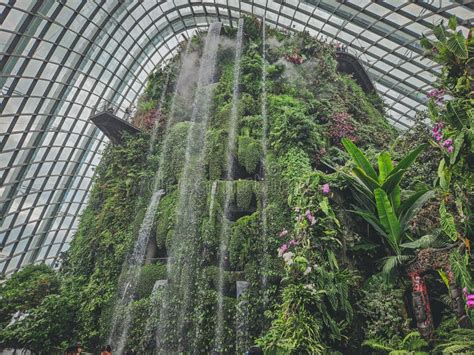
[156, 22, 222, 352]
[108, 189, 164, 354]
[209, 180, 218, 218]
[107, 39, 196, 354]
[214, 18, 244, 353]
[139, 279, 168, 350]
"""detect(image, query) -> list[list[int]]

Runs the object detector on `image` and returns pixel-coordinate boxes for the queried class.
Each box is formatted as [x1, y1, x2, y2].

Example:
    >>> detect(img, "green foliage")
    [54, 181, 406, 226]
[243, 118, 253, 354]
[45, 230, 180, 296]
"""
[136, 263, 167, 299]
[2, 18, 405, 354]
[359, 275, 409, 342]
[229, 212, 261, 270]
[237, 135, 262, 175]
[0, 293, 76, 354]
[435, 328, 474, 354]
[155, 188, 178, 250]
[342, 139, 434, 276]
[268, 94, 321, 157]
[363, 331, 428, 354]
[257, 284, 326, 354]
[160, 122, 191, 188]
[0, 264, 60, 326]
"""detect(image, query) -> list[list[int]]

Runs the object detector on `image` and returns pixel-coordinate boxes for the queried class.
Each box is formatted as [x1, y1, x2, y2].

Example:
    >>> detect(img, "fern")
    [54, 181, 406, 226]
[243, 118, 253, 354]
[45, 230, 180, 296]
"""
[435, 329, 474, 353]
[363, 331, 428, 354]
[449, 250, 473, 289]
[440, 200, 458, 241]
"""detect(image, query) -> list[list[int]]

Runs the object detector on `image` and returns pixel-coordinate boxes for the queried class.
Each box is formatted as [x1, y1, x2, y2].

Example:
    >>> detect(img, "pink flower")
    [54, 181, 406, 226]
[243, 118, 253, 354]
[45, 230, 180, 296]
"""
[322, 183, 330, 195]
[289, 239, 297, 246]
[427, 88, 445, 103]
[278, 244, 288, 257]
[443, 139, 453, 147]
[447, 145, 454, 154]
[305, 210, 316, 225]
[279, 229, 288, 238]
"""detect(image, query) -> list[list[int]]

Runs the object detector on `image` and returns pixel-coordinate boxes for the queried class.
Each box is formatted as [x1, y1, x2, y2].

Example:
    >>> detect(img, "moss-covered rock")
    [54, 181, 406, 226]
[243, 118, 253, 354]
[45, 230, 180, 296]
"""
[237, 135, 262, 175]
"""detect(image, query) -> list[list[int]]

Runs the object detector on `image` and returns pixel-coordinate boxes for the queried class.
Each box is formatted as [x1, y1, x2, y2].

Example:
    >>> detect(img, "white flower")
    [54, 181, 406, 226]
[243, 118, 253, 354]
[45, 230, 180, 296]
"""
[304, 284, 315, 291]
[303, 266, 312, 276]
[282, 252, 294, 265]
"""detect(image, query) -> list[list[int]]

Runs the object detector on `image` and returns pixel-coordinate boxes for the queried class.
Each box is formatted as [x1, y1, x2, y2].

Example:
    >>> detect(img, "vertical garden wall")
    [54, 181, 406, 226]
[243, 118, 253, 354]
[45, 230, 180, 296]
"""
[0, 17, 472, 355]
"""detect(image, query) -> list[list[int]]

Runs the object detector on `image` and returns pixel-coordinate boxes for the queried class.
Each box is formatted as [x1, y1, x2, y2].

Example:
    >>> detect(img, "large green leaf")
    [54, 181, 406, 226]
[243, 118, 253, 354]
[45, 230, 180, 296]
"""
[451, 132, 465, 165]
[446, 101, 467, 128]
[427, 99, 439, 120]
[420, 35, 433, 50]
[448, 16, 457, 31]
[352, 208, 388, 237]
[345, 175, 376, 211]
[377, 151, 393, 183]
[342, 138, 378, 181]
[388, 144, 426, 179]
[390, 186, 401, 214]
[433, 23, 448, 42]
[399, 190, 434, 230]
[381, 169, 406, 195]
[401, 235, 436, 249]
[439, 200, 458, 241]
[437, 158, 451, 190]
[375, 188, 401, 253]
[352, 167, 380, 191]
[447, 31, 468, 59]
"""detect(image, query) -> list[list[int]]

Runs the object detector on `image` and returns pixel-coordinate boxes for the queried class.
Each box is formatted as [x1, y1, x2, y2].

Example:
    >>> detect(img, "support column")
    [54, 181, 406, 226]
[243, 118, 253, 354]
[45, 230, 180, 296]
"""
[409, 272, 434, 338]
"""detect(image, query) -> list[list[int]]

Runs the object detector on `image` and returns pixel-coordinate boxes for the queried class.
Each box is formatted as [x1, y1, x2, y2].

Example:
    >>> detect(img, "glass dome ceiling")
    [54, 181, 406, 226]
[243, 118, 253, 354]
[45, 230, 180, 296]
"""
[0, 0, 472, 276]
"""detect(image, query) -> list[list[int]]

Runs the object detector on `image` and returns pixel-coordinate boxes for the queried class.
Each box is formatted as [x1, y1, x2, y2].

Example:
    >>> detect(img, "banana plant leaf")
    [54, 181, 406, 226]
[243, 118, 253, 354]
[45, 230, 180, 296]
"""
[375, 188, 401, 254]
[342, 138, 378, 181]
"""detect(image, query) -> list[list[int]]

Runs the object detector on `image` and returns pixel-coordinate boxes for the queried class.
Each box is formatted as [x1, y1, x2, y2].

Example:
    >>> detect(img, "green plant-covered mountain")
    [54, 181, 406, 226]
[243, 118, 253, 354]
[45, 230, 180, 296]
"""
[1, 17, 472, 355]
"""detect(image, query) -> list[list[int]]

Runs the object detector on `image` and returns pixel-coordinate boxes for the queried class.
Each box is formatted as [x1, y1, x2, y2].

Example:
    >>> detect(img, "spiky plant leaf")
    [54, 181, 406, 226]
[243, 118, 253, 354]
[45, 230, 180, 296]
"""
[399, 189, 434, 230]
[420, 35, 433, 50]
[381, 169, 405, 195]
[352, 208, 388, 237]
[352, 167, 380, 191]
[448, 16, 457, 31]
[388, 144, 426, 180]
[375, 189, 401, 253]
[447, 31, 468, 59]
[342, 138, 378, 181]
[433, 23, 448, 42]
[401, 234, 436, 249]
[362, 338, 395, 352]
[378, 151, 394, 183]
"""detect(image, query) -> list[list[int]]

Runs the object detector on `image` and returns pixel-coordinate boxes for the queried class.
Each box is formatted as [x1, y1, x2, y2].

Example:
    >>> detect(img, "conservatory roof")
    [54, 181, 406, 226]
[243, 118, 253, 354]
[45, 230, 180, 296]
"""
[0, 0, 472, 276]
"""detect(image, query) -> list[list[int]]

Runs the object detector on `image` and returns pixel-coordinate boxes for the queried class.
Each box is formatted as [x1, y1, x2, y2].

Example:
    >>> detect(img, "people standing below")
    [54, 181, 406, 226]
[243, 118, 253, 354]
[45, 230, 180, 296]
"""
[100, 345, 112, 355]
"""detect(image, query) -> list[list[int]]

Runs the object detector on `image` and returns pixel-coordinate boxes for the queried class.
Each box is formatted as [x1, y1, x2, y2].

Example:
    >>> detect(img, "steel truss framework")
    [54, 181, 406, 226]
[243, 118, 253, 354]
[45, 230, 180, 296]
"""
[0, 0, 472, 276]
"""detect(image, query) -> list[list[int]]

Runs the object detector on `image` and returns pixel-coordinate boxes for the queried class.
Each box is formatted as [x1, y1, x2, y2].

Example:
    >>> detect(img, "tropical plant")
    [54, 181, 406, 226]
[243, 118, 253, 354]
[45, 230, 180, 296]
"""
[434, 328, 474, 354]
[420, 17, 472, 92]
[341, 138, 434, 275]
[0, 264, 60, 327]
[363, 331, 429, 354]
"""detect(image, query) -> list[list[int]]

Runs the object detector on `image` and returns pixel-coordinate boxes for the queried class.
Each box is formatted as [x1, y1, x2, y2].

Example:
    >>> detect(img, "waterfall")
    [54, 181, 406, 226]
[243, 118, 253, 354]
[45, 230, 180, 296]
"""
[108, 189, 164, 354]
[209, 180, 218, 218]
[107, 39, 196, 354]
[157, 22, 222, 352]
[214, 18, 245, 353]
[139, 280, 168, 351]
[236, 281, 250, 353]
[260, 18, 270, 304]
